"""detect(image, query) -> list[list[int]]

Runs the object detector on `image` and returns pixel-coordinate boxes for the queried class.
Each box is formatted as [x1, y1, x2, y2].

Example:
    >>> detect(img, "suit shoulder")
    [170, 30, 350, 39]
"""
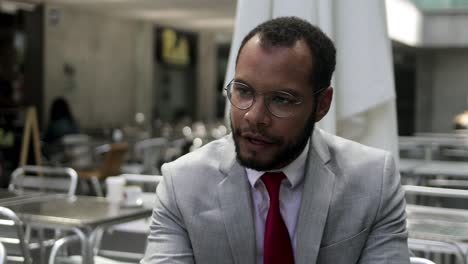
[319, 129, 390, 163]
[162, 135, 232, 177]
[315, 129, 395, 187]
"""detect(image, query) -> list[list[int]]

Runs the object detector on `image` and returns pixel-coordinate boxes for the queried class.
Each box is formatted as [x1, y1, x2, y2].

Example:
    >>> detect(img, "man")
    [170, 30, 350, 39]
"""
[142, 16, 409, 264]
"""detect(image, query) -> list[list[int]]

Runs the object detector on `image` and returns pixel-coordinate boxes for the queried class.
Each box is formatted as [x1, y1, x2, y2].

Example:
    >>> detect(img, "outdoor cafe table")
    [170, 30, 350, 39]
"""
[412, 160, 468, 178]
[406, 204, 468, 263]
[399, 159, 426, 174]
[0, 188, 58, 205]
[401, 160, 468, 187]
[4, 194, 153, 264]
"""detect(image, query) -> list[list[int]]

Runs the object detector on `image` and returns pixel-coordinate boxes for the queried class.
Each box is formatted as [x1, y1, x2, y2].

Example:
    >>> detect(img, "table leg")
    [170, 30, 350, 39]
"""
[38, 228, 45, 264]
[70, 228, 93, 264]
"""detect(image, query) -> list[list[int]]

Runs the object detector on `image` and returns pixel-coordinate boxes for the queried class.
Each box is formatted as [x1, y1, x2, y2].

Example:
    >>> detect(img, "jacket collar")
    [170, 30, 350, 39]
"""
[218, 130, 336, 264]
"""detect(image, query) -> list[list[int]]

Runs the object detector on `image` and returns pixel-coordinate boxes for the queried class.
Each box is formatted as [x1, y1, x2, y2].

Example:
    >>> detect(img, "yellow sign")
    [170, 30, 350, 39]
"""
[161, 29, 190, 66]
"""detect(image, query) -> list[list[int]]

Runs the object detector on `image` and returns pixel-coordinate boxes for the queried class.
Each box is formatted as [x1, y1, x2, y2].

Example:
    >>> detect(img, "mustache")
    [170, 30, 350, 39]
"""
[234, 126, 280, 143]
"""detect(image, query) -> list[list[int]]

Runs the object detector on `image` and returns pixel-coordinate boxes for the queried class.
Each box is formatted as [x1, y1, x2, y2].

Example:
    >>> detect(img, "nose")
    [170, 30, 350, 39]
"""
[243, 96, 271, 126]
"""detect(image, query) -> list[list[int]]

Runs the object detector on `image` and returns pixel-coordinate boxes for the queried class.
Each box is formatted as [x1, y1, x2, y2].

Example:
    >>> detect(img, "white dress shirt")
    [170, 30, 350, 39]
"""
[246, 141, 309, 264]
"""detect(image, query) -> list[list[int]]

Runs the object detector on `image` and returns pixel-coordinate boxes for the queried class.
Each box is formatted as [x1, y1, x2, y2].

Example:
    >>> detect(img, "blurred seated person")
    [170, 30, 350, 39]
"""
[43, 97, 80, 144]
[42, 97, 81, 165]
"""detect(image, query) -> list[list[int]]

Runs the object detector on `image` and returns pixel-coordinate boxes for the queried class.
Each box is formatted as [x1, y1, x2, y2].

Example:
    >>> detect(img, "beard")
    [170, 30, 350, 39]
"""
[232, 108, 317, 171]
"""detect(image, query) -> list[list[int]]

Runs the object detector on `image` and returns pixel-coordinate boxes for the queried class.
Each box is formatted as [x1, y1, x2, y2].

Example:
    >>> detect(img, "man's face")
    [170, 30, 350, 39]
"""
[231, 35, 320, 171]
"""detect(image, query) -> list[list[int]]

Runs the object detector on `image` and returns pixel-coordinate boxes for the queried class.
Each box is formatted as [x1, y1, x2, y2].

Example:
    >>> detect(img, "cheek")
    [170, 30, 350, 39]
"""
[280, 113, 313, 135]
[230, 108, 244, 127]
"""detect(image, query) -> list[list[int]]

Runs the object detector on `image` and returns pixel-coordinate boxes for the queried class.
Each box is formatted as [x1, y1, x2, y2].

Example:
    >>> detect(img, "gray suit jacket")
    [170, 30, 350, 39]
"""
[142, 129, 410, 264]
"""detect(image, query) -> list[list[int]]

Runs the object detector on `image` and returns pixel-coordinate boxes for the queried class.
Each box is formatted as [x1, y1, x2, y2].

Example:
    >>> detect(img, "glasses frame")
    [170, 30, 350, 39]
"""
[225, 79, 326, 118]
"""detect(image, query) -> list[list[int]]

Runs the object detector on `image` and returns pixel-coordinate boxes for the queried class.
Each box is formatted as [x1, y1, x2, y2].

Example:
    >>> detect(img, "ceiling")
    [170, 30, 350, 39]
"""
[5, 0, 468, 34]
[78, 0, 237, 32]
[2, 0, 238, 32]
[410, 0, 468, 11]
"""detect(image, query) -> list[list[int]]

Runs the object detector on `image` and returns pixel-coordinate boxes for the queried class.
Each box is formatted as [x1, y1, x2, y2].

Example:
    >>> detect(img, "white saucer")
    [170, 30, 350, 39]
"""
[121, 198, 143, 208]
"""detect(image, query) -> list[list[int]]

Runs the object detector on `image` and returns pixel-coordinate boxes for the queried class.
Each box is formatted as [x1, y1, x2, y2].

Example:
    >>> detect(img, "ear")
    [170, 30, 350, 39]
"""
[314, 87, 333, 122]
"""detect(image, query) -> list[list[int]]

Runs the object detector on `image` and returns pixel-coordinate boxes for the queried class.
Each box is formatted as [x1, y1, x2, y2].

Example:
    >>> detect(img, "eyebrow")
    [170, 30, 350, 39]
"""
[232, 78, 252, 88]
[232, 78, 303, 98]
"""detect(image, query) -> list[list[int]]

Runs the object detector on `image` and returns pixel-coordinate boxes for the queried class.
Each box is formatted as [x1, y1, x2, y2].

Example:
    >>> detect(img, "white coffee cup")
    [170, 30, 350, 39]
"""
[105, 177, 125, 204]
[122, 186, 143, 207]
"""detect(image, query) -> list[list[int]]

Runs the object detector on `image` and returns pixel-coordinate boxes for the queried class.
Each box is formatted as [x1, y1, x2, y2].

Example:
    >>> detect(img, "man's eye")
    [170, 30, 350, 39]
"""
[235, 86, 253, 97]
[270, 95, 296, 105]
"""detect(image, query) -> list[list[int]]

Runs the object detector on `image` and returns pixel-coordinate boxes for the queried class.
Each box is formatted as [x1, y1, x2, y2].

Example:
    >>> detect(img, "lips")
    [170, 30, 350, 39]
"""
[241, 132, 274, 146]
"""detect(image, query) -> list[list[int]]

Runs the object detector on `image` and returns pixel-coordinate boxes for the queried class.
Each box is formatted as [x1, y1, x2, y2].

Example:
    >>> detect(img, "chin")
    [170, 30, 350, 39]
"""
[231, 114, 316, 171]
[234, 133, 311, 171]
[236, 147, 289, 171]
[237, 155, 277, 171]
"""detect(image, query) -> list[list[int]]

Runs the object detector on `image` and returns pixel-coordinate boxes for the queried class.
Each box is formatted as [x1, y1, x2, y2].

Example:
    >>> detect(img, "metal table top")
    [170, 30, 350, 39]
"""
[408, 219, 468, 242]
[412, 160, 468, 178]
[399, 136, 468, 148]
[399, 159, 426, 174]
[6, 195, 152, 228]
[407, 204, 468, 221]
[407, 204, 468, 241]
[0, 189, 58, 206]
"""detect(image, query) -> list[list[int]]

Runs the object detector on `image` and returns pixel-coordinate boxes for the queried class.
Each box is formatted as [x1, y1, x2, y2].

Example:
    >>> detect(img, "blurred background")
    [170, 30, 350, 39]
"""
[0, 0, 467, 179]
[1, 0, 468, 263]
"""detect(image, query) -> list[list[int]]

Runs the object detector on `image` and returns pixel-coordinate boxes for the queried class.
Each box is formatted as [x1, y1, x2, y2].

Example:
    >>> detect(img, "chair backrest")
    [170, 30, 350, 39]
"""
[120, 174, 162, 192]
[410, 257, 436, 264]
[135, 138, 168, 155]
[62, 134, 93, 169]
[98, 143, 129, 179]
[9, 165, 78, 196]
[404, 185, 468, 197]
[135, 138, 168, 174]
[121, 174, 162, 184]
[0, 242, 5, 264]
[0, 207, 32, 264]
[405, 187, 468, 263]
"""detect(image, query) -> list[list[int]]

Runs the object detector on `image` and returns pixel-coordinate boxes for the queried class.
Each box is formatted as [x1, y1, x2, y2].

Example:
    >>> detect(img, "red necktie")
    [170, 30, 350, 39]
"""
[262, 172, 294, 264]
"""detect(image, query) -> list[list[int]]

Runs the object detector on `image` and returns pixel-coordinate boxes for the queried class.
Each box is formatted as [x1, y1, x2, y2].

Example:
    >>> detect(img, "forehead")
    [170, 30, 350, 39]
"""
[235, 35, 313, 94]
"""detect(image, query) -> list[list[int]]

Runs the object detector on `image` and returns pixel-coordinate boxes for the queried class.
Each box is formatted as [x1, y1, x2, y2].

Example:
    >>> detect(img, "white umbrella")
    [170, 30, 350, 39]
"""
[225, 0, 399, 160]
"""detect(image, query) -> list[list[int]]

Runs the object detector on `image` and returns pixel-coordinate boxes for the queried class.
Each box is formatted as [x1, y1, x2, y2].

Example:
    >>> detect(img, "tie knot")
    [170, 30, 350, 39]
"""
[261, 172, 285, 198]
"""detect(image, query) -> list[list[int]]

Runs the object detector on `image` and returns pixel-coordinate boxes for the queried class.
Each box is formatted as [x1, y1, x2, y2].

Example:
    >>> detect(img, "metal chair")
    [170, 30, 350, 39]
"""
[410, 257, 437, 264]
[9, 165, 78, 196]
[405, 185, 468, 264]
[61, 134, 94, 169]
[409, 238, 466, 264]
[0, 206, 32, 264]
[49, 235, 134, 263]
[134, 138, 168, 174]
[49, 174, 162, 263]
[8, 165, 78, 263]
[0, 242, 6, 264]
[78, 143, 129, 196]
[120, 173, 162, 192]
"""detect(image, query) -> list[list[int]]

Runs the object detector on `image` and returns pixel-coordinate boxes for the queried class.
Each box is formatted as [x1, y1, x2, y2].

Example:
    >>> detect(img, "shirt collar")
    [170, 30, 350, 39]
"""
[246, 140, 309, 189]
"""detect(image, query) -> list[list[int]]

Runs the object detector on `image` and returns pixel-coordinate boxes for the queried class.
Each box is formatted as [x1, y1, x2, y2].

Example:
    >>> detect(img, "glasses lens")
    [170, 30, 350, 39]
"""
[226, 81, 303, 118]
[228, 82, 254, 110]
[265, 92, 301, 118]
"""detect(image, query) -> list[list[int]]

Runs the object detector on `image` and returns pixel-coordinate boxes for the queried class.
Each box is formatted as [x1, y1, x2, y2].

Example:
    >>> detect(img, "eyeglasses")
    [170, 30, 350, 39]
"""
[226, 80, 324, 118]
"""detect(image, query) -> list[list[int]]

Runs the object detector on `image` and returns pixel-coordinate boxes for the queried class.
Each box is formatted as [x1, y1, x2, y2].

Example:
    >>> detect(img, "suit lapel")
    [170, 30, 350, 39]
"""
[295, 129, 336, 264]
[216, 131, 335, 264]
[217, 137, 256, 264]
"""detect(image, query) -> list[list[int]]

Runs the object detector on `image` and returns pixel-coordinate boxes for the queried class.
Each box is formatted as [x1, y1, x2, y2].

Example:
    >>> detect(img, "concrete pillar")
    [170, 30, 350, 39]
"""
[415, 51, 434, 133]
[134, 21, 154, 128]
[196, 31, 217, 122]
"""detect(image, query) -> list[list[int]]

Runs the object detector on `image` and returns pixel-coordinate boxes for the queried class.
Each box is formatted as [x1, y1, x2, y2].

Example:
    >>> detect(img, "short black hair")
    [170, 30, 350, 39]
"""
[236, 16, 336, 92]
